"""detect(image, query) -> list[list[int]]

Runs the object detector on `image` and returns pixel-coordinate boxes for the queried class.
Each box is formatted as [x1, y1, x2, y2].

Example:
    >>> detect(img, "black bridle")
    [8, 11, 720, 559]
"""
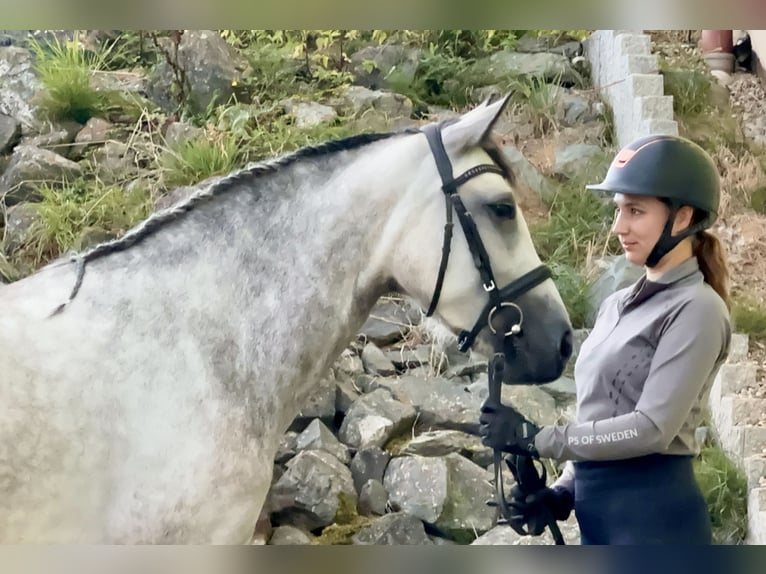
[420, 122, 552, 353]
[421, 121, 565, 545]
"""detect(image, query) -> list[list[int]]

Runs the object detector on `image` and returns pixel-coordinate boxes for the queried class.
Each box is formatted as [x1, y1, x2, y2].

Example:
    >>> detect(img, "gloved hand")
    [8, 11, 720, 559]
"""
[479, 399, 541, 456]
[510, 484, 574, 524]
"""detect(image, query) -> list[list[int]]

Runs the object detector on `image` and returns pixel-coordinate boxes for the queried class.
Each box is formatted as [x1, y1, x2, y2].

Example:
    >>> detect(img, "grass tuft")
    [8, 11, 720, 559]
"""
[28, 32, 118, 124]
[694, 441, 749, 544]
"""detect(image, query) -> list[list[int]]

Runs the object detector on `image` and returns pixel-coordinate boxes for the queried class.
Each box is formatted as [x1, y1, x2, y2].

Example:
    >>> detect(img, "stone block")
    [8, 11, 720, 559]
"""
[745, 454, 766, 489]
[727, 333, 750, 363]
[716, 363, 757, 395]
[638, 119, 679, 138]
[742, 426, 766, 459]
[634, 95, 674, 122]
[616, 33, 652, 55]
[626, 74, 665, 98]
[623, 54, 660, 76]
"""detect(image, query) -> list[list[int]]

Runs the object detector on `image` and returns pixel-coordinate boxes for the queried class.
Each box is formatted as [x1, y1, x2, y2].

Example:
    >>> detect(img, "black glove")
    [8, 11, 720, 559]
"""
[479, 400, 541, 456]
[510, 484, 574, 525]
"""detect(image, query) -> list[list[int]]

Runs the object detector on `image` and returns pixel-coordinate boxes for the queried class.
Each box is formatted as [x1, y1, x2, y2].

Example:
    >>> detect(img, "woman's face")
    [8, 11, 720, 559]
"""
[611, 193, 672, 266]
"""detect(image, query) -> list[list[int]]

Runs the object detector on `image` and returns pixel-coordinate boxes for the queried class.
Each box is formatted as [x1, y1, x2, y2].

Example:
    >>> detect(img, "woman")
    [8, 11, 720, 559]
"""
[479, 134, 732, 545]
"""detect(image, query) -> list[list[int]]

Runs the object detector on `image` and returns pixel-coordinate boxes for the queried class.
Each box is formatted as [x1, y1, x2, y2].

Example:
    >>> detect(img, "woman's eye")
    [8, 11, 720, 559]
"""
[488, 203, 516, 219]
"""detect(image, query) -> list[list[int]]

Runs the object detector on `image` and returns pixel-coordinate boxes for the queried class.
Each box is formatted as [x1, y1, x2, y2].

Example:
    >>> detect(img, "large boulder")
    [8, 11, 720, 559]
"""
[147, 30, 249, 114]
[0, 46, 43, 132]
[0, 145, 82, 205]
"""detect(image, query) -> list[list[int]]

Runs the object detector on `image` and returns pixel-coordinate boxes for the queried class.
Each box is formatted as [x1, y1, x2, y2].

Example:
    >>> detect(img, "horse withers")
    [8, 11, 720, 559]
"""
[0, 94, 572, 543]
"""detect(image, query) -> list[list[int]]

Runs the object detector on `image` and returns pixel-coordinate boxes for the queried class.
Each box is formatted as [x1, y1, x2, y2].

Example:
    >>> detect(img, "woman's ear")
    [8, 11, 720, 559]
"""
[672, 205, 695, 235]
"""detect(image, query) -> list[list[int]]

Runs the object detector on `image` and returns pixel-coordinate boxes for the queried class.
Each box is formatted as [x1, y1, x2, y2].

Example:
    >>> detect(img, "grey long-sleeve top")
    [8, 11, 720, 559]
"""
[534, 256, 731, 492]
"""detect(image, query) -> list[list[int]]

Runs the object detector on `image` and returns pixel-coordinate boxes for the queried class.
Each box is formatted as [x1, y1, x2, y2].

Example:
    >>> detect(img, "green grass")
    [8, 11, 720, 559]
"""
[694, 442, 749, 544]
[506, 74, 562, 136]
[531, 181, 619, 269]
[749, 185, 766, 214]
[12, 178, 153, 269]
[662, 68, 713, 118]
[528, 176, 621, 328]
[27, 32, 118, 124]
[160, 132, 242, 189]
[731, 297, 766, 343]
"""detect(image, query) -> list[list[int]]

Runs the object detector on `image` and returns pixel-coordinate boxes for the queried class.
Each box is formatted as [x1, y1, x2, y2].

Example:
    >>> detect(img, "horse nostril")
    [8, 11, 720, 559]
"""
[560, 329, 573, 360]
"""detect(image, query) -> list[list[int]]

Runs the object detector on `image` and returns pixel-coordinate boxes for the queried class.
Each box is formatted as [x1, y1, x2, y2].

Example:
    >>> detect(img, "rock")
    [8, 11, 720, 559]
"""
[500, 145, 557, 202]
[335, 373, 362, 415]
[163, 121, 205, 149]
[552, 143, 605, 180]
[0, 46, 43, 132]
[361, 342, 397, 376]
[275, 431, 298, 465]
[351, 512, 432, 545]
[332, 85, 413, 119]
[282, 99, 338, 129]
[350, 446, 391, 493]
[399, 429, 493, 467]
[335, 348, 364, 379]
[338, 388, 416, 449]
[90, 69, 147, 95]
[146, 30, 249, 114]
[540, 376, 577, 404]
[475, 51, 584, 87]
[465, 376, 560, 426]
[295, 419, 351, 465]
[0, 113, 20, 153]
[290, 370, 338, 432]
[515, 35, 583, 59]
[2, 202, 41, 254]
[70, 117, 115, 159]
[383, 453, 495, 542]
[384, 345, 433, 370]
[268, 450, 357, 531]
[268, 525, 313, 545]
[21, 121, 81, 157]
[359, 297, 421, 346]
[0, 145, 83, 205]
[371, 375, 486, 433]
[470, 518, 581, 545]
[349, 45, 422, 91]
[87, 141, 139, 184]
[558, 90, 596, 125]
[358, 479, 388, 516]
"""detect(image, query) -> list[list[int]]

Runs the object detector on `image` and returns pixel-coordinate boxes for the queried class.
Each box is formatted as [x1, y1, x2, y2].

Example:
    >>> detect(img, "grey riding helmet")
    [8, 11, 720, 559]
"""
[585, 134, 721, 266]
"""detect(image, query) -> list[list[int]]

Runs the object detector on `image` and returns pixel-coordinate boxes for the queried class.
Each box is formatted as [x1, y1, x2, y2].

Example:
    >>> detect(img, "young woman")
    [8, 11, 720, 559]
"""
[479, 134, 732, 545]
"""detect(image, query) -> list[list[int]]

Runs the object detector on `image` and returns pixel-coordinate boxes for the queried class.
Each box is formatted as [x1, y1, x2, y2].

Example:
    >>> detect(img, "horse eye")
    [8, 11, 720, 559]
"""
[488, 203, 516, 220]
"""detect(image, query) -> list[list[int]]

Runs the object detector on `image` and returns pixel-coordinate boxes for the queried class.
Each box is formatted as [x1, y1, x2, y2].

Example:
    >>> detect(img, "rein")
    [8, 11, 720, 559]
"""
[420, 121, 564, 544]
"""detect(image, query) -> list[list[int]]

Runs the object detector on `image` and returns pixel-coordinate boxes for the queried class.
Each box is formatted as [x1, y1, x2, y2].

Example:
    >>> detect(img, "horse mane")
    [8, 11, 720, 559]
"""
[48, 121, 515, 316]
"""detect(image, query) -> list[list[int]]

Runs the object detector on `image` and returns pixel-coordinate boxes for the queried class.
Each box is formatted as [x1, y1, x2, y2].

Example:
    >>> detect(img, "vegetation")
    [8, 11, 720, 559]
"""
[694, 437, 749, 544]
[732, 296, 766, 343]
[28, 32, 120, 124]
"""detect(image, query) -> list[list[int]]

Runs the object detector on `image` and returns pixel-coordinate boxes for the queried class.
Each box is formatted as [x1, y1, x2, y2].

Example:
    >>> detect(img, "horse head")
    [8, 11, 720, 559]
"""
[388, 95, 573, 384]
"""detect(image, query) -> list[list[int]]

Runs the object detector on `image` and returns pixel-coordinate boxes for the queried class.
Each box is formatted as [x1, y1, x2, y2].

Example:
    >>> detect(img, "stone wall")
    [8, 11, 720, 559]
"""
[583, 30, 678, 148]
[708, 333, 766, 544]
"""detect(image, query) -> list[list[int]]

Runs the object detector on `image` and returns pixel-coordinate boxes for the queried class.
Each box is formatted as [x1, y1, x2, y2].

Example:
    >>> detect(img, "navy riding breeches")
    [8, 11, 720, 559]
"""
[573, 453, 712, 545]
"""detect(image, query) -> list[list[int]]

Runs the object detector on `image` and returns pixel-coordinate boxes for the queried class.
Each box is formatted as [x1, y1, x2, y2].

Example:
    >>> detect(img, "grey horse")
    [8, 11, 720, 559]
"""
[0, 95, 572, 543]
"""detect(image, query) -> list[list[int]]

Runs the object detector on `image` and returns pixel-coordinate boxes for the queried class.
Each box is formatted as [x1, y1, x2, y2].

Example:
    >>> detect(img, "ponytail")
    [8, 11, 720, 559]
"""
[694, 230, 730, 310]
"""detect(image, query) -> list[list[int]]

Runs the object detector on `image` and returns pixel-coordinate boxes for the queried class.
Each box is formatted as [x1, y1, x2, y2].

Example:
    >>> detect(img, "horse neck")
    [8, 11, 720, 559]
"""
[112, 135, 421, 431]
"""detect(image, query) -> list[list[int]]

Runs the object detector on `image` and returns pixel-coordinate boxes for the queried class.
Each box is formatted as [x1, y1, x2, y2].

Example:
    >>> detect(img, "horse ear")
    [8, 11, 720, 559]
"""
[441, 93, 511, 151]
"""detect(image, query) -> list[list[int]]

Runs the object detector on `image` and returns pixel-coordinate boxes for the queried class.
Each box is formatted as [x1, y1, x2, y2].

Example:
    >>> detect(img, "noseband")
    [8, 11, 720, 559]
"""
[421, 122, 552, 353]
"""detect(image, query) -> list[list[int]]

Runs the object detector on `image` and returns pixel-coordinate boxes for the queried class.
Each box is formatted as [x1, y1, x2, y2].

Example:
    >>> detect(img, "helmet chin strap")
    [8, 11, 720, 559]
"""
[644, 205, 709, 268]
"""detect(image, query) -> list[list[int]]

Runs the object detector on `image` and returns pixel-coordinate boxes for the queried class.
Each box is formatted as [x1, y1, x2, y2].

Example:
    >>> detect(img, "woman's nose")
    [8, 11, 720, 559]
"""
[611, 212, 626, 235]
